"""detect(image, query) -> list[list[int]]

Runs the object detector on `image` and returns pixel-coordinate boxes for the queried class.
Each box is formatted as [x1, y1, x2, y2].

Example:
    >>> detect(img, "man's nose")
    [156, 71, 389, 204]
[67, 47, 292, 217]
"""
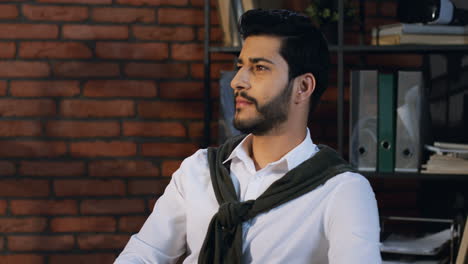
[230, 67, 250, 91]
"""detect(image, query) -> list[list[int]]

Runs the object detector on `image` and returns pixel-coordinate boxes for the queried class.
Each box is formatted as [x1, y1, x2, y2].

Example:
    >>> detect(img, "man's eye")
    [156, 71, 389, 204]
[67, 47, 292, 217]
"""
[255, 65, 268, 71]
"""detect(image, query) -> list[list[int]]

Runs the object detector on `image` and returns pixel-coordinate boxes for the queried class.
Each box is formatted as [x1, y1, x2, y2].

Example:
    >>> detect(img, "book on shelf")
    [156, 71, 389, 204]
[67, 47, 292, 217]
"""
[421, 142, 468, 174]
[372, 23, 468, 37]
[371, 23, 468, 45]
[216, 0, 244, 47]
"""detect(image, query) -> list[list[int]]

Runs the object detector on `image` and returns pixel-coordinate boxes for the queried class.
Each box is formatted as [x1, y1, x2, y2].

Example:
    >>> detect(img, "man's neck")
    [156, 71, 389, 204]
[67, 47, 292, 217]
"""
[249, 125, 307, 171]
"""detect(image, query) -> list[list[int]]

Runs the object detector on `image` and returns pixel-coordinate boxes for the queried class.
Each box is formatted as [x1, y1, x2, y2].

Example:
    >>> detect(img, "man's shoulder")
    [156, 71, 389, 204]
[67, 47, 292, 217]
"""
[324, 171, 372, 192]
[178, 148, 209, 171]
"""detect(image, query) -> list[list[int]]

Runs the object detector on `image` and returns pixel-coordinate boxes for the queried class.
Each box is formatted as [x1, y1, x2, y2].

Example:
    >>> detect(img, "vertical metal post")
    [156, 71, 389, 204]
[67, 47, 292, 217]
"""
[203, 0, 211, 148]
[337, 0, 344, 155]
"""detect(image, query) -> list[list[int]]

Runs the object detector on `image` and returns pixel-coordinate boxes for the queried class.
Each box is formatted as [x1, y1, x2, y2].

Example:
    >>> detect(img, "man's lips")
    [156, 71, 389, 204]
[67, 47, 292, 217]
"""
[235, 98, 253, 107]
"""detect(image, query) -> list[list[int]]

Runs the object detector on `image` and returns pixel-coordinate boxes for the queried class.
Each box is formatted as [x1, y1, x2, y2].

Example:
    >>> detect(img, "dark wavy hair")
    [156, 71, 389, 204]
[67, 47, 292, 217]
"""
[238, 9, 330, 117]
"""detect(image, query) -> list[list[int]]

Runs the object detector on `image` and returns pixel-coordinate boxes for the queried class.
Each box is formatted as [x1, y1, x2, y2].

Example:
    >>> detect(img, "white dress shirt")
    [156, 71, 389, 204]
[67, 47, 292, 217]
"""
[115, 130, 382, 264]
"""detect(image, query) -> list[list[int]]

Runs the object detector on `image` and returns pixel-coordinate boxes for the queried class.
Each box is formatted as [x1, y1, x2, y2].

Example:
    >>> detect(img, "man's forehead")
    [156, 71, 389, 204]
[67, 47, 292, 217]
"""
[238, 36, 283, 64]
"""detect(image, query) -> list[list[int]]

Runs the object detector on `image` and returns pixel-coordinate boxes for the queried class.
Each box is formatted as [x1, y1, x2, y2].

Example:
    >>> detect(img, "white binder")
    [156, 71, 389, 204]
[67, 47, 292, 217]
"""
[350, 70, 378, 172]
[395, 71, 425, 172]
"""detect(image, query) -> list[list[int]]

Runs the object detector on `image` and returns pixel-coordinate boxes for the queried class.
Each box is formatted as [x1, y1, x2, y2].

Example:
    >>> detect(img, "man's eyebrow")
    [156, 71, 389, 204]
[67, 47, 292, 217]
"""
[250, 57, 275, 65]
[236, 57, 275, 65]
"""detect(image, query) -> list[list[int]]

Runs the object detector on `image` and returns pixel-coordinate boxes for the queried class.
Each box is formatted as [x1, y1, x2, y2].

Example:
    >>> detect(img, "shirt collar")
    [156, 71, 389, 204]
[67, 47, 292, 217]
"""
[223, 128, 319, 171]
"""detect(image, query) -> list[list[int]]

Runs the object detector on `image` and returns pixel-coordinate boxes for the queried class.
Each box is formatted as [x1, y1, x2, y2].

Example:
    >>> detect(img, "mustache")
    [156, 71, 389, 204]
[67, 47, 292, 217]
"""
[234, 91, 258, 106]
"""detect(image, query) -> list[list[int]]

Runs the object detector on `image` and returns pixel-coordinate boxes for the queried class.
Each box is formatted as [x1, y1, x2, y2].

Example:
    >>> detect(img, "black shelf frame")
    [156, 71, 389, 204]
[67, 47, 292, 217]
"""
[362, 172, 468, 181]
[203, 0, 468, 180]
[209, 45, 468, 54]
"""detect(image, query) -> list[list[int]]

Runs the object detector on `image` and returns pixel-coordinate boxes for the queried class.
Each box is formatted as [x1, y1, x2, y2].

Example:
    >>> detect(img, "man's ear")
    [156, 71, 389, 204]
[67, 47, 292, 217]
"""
[294, 73, 316, 104]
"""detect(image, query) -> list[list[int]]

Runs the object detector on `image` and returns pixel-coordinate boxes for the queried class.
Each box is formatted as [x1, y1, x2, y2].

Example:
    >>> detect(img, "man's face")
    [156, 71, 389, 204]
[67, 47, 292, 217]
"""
[231, 35, 292, 135]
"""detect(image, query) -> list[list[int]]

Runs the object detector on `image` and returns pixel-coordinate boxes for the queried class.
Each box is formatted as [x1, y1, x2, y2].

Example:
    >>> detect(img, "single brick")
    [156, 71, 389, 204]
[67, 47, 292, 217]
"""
[20, 42, 92, 59]
[89, 160, 159, 177]
[0, 4, 18, 19]
[96, 42, 168, 60]
[54, 179, 126, 196]
[53, 62, 119, 77]
[0, 179, 49, 197]
[0, 255, 44, 264]
[0, 141, 66, 158]
[22, 4, 88, 21]
[0, 24, 58, 39]
[50, 216, 116, 232]
[63, 25, 128, 40]
[138, 101, 203, 119]
[19, 161, 85, 176]
[0, 62, 50, 78]
[46, 120, 120, 138]
[8, 235, 74, 251]
[84, 80, 157, 97]
[10, 200, 78, 215]
[128, 179, 169, 195]
[70, 141, 136, 157]
[124, 62, 188, 78]
[10, 81, 80, 97]
[92, 7, 155, 23]
[81, 199, 145, 214]
[0, 218, 47, 233]
[132, 26, 194, 41]
[123, 121, 186, 137]
[141, 142, 198, 157]
[158, 8, 205, 25]
[0, 99, 55, 117]
[0, 121, 42, 137]
[60, 99, 134, 118]
[159, 81, 204, 99]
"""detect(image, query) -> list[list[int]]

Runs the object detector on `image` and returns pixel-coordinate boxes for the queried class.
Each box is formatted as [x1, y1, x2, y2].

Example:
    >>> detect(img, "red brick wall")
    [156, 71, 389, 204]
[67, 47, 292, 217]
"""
[0, 0, 230, 263]
[0, 0, 422, 263]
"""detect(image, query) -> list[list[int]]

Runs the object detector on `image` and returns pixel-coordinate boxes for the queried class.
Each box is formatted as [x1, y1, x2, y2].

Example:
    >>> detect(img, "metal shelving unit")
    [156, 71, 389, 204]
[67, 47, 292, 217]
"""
[203, 0, 468, 179]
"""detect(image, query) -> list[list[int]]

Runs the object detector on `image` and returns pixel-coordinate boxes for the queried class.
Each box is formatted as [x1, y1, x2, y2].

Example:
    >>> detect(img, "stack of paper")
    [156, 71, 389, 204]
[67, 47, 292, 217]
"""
[421, 142, 468, 174]
[381, 229, 452, 255]
[381, 229, 452, 264]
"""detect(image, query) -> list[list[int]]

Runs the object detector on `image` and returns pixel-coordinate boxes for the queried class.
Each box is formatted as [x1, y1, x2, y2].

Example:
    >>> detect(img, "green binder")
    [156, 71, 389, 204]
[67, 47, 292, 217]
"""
[378, 73, 396, 173]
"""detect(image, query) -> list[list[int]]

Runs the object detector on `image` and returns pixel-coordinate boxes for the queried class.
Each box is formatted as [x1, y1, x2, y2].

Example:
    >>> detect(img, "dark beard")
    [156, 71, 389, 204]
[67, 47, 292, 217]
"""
[233, 81, 293, 136]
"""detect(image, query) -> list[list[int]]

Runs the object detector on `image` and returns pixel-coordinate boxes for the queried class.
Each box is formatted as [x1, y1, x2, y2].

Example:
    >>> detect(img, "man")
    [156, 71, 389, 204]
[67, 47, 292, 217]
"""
[115, 9, 381, 264]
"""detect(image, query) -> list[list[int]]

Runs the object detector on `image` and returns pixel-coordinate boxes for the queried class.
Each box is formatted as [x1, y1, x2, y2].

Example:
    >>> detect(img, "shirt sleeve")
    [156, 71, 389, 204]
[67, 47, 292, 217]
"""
[325, 173, 382, 264]
[114, 166, 187, 264]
